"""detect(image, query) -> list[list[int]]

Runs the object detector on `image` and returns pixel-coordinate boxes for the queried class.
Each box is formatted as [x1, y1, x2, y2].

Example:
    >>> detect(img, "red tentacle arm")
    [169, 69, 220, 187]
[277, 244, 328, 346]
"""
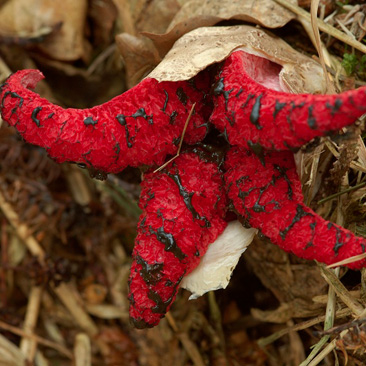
[224, 147, 366, 269]
[128, 150, 227, 328]
[211, 50, 366, 152]
[0, 70, 209, 174]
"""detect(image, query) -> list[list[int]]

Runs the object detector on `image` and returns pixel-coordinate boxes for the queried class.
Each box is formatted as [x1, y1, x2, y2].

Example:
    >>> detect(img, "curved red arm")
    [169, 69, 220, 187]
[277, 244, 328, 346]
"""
[224, 147, 366, 269]
[0, 70, 209, 174]
[211, 50, 366, 152]
[128, 150, 227, 328]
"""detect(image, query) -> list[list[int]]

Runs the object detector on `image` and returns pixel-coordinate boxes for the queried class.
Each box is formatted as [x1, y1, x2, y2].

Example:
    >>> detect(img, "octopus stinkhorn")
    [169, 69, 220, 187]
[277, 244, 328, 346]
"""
[2, 42, 366, 328]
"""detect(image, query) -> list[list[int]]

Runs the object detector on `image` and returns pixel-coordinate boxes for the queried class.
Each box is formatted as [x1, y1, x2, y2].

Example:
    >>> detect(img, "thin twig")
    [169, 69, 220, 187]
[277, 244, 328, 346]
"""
[320, 266, 365, 317]
[154, 103, 196, 173]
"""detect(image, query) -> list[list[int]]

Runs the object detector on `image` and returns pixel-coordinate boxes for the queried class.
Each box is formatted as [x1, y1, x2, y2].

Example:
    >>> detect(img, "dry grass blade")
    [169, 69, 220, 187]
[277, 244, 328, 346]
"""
[257, 308, 352, 347]
[0, 333, 25, 365]
[326, 253, 366, 268]
[0, 319, 73, 359]
[0, 190, 45, 262]
[20, 286, 43, 363]
[273, 0, 366, 54]
[310, 0, 335, 93]
[306, 332, 347, 366]
[299, 268, 339, 366]
[74, 333, 91, 366]
[320, 266, 364, 317]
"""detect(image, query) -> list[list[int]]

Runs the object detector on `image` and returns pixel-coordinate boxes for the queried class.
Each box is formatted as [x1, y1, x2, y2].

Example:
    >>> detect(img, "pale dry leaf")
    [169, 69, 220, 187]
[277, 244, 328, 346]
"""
[0, 333, 25, 365]
[0, 0, 88, 61]
[148, 25, 326, 95]
[180, 221, 257, 299]
[144, 0, 297, 57]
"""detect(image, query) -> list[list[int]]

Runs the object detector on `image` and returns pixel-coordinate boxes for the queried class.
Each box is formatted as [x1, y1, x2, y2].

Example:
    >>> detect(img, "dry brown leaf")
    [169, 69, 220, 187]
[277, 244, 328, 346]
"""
[116, 33, 161, 87]
[89, 0, 118, 47]
[144, 0, 297, 57]
[148, 25, 326, 95]
[0, 0, 88, 61]
[135, 0, 181, 34]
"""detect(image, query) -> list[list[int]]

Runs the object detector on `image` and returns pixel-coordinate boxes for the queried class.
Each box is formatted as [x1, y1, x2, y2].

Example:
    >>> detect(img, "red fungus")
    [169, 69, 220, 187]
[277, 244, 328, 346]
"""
[128, 149, 227, 328]
[224, 147, 366, 269]
[210, 50, 366, 153]
[3, 41, 366, 330]
[0, 70, 209, 174]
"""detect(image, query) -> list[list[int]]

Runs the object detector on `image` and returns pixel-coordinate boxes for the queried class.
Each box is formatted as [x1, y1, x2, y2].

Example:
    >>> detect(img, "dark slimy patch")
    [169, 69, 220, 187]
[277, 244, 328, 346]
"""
[305, 222, 317, 249]
[213, 77, 233, 110]
[31, 106, 42, 127]
[162, 90, 169, 112]
[326, 98, 342, 116]
[113, 142, 120, 160]
[130, 317, 154, 329]
[149, 289, 176, 315]
[169, 111, 178, 124]
[166, 170, 211, 228]
[84, 116, 98, 126]
[116, 114, 133, 148]
[136, 255, 164, 286]
[327, 223, 345, 255]
[235, 88, 244, 98]
[249, 94, 263, 130]
[132, 108, 148, 119]
[273, 164, 293, 200]
[149, 225, 186, 260]
[176, 87, 188, 106]
[273, 100, 287, 119]
[247, 140, 265, 166]
[149, 274, 183, 315]
[307, 105, 317, 129]
[280, 205, 313, 240]
[240, 94, 255, 109]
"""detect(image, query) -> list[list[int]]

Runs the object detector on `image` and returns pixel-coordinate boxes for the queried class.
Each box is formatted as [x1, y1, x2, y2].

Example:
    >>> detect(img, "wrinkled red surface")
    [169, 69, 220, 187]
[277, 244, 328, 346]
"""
[225, 147, 366, 269]
[128, 151, 227, 328]
[210, 50, 366, 151]
[0, 70, 208, 173]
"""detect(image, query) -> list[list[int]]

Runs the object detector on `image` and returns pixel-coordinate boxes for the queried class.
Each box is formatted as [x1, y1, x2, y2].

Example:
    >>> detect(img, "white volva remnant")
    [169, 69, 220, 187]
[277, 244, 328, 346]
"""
[180, 221, 257, 299]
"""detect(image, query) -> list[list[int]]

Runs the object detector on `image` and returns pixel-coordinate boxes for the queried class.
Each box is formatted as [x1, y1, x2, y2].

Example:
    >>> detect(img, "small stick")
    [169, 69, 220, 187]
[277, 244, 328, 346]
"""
[154, 103, 196, 173]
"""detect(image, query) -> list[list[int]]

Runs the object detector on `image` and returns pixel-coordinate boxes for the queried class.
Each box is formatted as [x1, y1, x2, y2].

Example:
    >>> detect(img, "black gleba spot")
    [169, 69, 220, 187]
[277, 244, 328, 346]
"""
[84, 116, 98, 126]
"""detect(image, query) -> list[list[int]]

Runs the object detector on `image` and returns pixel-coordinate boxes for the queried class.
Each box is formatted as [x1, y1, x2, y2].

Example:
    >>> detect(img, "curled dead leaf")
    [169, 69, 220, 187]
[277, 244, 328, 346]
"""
[148, 25, 326, 94]
[144, 0, 297, 57]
